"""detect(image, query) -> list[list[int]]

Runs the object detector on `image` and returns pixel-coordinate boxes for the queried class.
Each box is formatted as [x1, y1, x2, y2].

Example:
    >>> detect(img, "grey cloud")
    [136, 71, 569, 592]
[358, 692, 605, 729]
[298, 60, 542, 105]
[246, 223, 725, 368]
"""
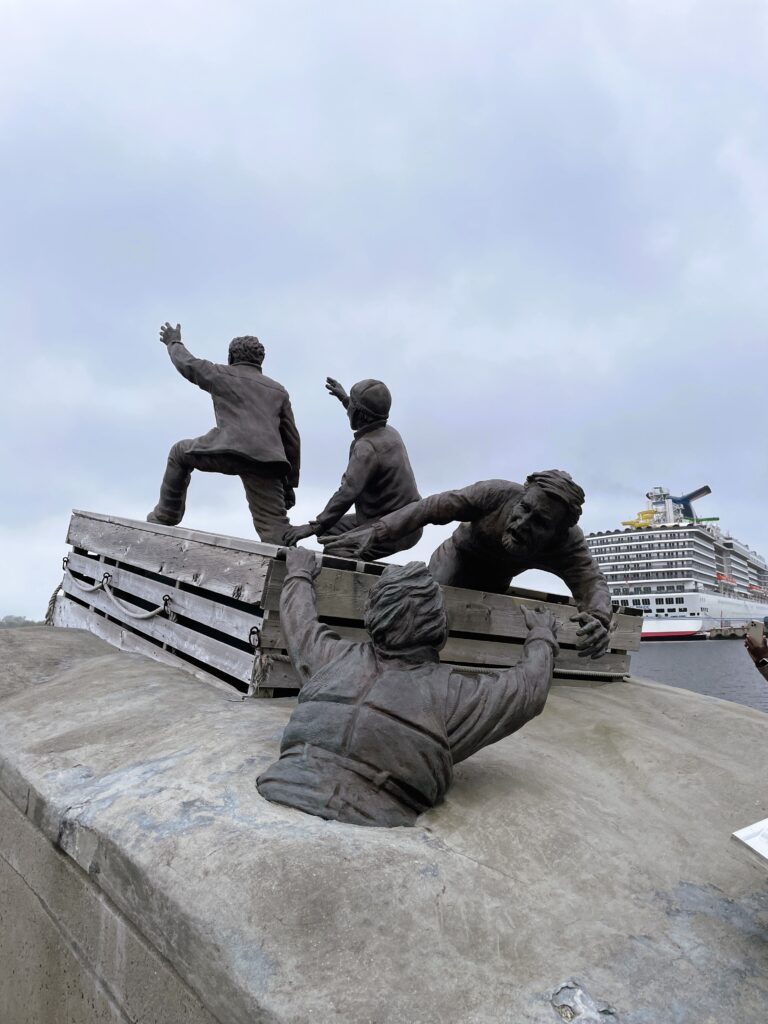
[2, 1, 768, 615]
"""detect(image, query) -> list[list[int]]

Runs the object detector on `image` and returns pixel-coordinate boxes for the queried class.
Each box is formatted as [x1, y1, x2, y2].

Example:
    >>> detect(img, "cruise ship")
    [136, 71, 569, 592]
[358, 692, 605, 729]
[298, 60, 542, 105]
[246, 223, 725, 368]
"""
[585, 486, 768, 639]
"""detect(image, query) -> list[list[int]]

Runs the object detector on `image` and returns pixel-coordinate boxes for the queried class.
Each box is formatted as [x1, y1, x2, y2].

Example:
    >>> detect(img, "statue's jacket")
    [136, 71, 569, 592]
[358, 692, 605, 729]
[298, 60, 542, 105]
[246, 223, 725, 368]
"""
[256, 569, 557, 828]
[167, 340, 301, 486]
[313, 422, 420, 534]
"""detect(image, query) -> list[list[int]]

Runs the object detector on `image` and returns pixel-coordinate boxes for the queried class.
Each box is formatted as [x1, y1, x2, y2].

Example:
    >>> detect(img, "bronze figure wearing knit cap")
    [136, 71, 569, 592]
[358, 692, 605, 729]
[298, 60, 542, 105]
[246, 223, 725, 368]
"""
[324, 470, 613, 658]
[285, 377, 422, 559]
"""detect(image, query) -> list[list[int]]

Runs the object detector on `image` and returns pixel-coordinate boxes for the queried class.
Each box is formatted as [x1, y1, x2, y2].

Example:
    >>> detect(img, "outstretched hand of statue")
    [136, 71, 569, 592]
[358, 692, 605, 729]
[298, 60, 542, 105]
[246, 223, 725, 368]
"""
[325, 377, 349, 406]
[321, 525, 375, 559]
[571, 612, 611, 659]
[160, 322, 181, 346]
[284, 523, 316, 546]
[284, 545, 322, 579]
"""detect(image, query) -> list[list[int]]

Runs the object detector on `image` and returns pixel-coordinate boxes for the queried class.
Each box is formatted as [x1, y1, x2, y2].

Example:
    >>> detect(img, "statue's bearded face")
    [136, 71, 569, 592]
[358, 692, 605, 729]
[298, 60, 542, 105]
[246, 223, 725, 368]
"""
[502, 485, 569, 553]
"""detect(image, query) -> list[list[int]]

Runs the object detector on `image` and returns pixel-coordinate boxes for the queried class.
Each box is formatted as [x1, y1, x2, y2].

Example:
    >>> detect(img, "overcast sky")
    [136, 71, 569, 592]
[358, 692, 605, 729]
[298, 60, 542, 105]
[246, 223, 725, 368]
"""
[2, 1, 767, 617]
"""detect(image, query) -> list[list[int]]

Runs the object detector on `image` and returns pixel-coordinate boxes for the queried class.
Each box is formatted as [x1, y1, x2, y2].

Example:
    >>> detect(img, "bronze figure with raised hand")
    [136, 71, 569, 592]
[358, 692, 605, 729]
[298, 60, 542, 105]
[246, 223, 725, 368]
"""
[324, 469, 613, 659]
[147, 323, 300, 543]
[284, 377, 422, 558]
[256, 546, 560, 828]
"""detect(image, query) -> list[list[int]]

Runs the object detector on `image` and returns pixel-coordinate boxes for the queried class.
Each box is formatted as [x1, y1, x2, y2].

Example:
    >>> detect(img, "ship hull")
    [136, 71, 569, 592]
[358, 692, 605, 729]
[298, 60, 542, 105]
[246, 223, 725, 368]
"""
[640, 591, 768, 640]
[641, 618, 706, 640]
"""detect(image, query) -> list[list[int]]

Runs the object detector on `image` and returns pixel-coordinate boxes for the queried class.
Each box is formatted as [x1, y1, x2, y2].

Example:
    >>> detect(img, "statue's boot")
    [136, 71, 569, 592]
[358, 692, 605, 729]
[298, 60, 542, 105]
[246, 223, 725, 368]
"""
[146, 509, 181, 525]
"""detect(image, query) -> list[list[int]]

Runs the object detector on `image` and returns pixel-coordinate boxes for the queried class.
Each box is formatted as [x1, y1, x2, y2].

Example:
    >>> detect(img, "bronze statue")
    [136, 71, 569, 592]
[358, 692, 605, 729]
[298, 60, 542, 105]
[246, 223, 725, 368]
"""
[284, 378, 422, 559]
[324, 470, 613, 658]
[256, 547, 559, 828]
[147, 323, 300, 543]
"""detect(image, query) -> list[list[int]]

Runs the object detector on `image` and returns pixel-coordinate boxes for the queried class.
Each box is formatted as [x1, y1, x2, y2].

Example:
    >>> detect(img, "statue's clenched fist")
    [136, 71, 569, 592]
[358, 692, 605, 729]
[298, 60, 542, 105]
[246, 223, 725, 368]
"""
[570, 611, 611, 659]
[520, 605, 558, 635]
[284, 546, 322, 579]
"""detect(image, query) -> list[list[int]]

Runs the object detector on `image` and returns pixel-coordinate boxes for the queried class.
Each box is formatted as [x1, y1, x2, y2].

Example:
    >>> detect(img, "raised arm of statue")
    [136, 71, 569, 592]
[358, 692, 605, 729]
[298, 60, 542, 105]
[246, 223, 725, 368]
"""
[322, 482, 497, 558]
[446, 606, 559, 764]
[279, 547, 357, 684]
[539, 528, 613, 659]
[160, 322, 220, 394]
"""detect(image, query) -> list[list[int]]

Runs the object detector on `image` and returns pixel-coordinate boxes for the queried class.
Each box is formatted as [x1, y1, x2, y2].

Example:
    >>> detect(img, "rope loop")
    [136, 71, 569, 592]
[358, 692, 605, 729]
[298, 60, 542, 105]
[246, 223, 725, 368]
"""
[61, 560, 174, 621]
[62, 562, 105, 594]
[101, 577, 170, 620]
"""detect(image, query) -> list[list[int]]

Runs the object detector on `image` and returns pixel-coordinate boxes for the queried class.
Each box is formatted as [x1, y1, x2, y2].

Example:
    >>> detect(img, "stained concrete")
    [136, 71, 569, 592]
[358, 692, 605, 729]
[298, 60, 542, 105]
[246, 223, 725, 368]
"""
[0, 791, 218, 1024]
[0, 626, 766, 1023]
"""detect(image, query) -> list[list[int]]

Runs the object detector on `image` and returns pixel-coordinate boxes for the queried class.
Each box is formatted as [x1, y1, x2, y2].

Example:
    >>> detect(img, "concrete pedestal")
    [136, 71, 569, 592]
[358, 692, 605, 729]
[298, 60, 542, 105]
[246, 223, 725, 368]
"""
[1, 627, 766, 1023]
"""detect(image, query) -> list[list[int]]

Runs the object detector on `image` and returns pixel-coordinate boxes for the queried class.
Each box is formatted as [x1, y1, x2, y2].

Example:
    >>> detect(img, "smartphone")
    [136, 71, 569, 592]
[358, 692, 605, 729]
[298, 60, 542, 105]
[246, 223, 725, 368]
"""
[747, 620, 764, 644]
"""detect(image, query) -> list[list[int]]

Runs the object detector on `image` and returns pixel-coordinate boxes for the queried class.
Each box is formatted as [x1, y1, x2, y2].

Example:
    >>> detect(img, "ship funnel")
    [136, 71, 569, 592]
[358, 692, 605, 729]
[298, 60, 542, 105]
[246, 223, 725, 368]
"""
[669, 485, 712, 519]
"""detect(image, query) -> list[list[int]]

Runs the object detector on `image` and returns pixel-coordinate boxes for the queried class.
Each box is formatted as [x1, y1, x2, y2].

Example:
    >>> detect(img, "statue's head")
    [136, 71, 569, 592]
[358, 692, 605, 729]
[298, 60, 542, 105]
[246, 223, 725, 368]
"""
[228, 336, 265, 367]
[503, 470, 585, 553]
[364, 561, 448, 653]
[347, 379, 391, 430]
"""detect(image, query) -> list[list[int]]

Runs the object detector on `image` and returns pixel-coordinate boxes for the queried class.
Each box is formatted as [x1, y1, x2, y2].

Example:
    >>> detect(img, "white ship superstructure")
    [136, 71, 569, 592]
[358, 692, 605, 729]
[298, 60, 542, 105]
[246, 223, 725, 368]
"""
[585, 486, 768, 639]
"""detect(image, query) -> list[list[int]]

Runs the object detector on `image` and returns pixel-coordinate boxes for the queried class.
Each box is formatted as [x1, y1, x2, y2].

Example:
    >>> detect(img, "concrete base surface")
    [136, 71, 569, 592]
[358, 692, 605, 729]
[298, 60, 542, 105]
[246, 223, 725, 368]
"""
[0, 627, 766, 1024]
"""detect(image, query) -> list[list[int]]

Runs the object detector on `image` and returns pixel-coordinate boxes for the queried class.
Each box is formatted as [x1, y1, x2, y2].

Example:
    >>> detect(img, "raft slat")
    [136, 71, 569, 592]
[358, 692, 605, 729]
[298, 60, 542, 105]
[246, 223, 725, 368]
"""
[67, 511, 272, 605]
[262, 561, 641, 652]
[257, 617, 631, 676]
[66, 551, 261, 646]
[52, 595, 237, 693]
[60, 575, 255, 684]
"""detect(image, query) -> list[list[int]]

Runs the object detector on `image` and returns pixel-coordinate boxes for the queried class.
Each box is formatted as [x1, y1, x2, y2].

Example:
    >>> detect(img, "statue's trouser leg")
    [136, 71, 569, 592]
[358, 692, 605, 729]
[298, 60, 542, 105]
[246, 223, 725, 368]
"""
[317, 514, 359, 539]
[239, 473, 290, 544]
[150, 439, 198, 525]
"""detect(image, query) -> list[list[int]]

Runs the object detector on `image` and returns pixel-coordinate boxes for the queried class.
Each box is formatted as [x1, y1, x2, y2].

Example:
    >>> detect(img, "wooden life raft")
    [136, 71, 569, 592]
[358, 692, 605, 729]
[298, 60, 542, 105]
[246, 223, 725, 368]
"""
[51, 511, 642, 695]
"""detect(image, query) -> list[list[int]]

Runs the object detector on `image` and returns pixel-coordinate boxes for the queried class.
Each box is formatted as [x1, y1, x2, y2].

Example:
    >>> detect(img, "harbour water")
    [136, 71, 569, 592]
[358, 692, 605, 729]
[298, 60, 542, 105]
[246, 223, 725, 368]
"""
[632, 639, 768, 713]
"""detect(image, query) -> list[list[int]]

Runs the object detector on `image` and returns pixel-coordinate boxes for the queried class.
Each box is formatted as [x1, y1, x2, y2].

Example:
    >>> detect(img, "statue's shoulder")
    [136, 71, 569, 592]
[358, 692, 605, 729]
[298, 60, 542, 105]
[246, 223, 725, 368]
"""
[370, 423, 404, 446]
[474, 479, 522, 501]
[246, 369, 289, 395]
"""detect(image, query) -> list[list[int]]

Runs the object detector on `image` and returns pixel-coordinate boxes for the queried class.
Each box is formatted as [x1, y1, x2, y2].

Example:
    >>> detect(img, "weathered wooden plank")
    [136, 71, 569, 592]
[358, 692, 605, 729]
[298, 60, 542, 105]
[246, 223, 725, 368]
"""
[262, 561, 641, 652]
[61, 577, 255, 683]
[255, 642, 627, 689]
[257, 616, 629, 676]
[71, 510, 282, 556]
[66, 552, 262, 646]
[67, 511, 271, 605]
[51, 595, 239, 694]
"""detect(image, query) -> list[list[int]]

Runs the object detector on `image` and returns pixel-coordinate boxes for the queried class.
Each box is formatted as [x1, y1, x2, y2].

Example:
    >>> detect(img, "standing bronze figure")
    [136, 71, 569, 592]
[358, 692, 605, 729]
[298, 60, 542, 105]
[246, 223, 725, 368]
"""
[324, 470, 613, 658]
[256, 547, 559, 828]
[285, 377, 421, 558]
[147, 323, 300, 543]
